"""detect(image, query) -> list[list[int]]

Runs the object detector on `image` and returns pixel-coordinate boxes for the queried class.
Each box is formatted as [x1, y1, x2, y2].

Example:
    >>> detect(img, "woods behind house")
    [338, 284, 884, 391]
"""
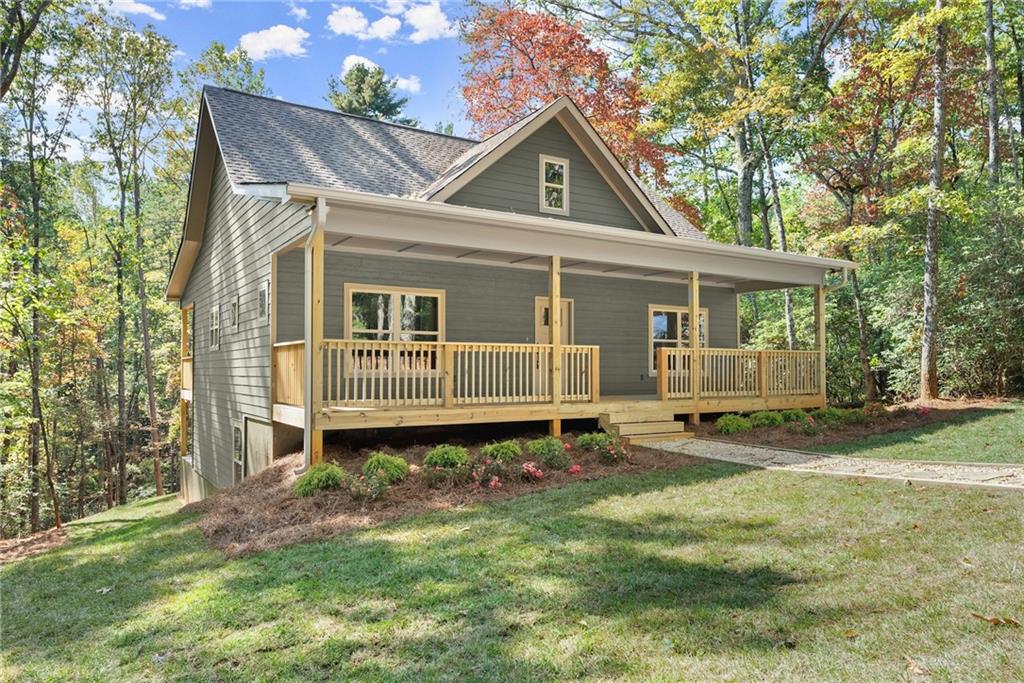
[2, 1, 1023, 536]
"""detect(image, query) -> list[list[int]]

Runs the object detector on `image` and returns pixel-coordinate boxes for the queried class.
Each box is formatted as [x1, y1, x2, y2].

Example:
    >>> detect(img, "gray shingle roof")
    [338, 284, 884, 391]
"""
[203, 86, 703, 240]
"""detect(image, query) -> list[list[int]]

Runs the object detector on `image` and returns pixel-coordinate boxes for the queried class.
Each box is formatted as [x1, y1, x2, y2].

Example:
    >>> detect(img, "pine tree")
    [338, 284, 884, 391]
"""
[325, 64, 417, 126]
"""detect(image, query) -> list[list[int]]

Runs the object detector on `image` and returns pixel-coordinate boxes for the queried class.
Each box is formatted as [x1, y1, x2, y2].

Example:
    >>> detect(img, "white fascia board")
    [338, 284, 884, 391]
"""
[288, 184, 854, 286]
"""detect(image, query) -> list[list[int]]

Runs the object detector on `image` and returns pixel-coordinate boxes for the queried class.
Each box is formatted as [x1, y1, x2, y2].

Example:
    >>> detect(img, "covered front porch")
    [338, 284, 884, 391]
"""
[263, 191, 846, 460]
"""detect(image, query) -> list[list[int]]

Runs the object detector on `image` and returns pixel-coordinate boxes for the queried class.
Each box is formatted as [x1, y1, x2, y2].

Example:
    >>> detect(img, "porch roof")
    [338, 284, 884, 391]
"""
[289, 183, 855, 292]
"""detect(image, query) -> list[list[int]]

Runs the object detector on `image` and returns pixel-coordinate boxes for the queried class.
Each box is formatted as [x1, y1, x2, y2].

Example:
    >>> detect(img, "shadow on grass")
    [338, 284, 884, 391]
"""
[3, 463, 847, 680]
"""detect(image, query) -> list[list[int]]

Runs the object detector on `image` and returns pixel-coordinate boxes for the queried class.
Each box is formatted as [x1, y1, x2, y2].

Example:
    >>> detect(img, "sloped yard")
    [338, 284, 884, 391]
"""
[3, 461, 1022, 681]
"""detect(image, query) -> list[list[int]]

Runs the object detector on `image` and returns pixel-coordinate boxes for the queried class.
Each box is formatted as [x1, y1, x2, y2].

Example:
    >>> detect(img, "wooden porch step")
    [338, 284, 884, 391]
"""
[599, 409, 675, 427]
[609, 420, 688, 437]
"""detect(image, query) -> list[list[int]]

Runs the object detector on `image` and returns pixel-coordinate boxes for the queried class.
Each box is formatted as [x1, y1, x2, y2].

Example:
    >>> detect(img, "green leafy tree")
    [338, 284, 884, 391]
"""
[326, 63, 417, 126]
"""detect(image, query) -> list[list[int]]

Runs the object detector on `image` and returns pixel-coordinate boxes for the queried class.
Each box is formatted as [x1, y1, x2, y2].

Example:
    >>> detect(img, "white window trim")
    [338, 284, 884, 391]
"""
[209, 304, 220, 350]
[539, 154, 570, 216]
[231, 421, 244, 484]
[343, 283, 446, 342]
[647, 304, 709, 375]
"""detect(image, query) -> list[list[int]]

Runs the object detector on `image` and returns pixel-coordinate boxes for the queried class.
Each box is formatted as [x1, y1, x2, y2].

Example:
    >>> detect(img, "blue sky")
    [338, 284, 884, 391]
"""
[110, 0, 473, 135]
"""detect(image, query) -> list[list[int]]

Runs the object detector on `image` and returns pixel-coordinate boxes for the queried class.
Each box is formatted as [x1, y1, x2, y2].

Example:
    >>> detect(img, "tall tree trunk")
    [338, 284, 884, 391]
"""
[921, 0, 946, 401]
[757, 166, 772, 250]
[28, 185, 41, 532]
[734, 119, 755, 246]
[984, 0, 999, 184]
[113, 242, 127, 505]
[756, 126, 797, 349]
[132, 173, 163, 496]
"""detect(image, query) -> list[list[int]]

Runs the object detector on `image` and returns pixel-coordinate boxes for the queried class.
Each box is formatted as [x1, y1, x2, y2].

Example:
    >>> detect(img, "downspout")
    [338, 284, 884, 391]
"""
[294, 197, 328, 476]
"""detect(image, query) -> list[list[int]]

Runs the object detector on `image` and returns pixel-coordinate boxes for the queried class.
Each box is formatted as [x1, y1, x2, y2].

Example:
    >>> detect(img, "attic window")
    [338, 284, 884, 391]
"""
[539, 155, 569, 215]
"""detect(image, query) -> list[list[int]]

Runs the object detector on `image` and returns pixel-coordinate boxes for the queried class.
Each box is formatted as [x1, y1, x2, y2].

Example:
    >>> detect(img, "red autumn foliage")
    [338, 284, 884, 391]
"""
[460, 6, 671, 185]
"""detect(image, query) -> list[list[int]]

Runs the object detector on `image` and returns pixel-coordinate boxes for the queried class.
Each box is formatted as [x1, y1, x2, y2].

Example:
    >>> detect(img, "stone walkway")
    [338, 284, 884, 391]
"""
[651, 438, 1024, 490]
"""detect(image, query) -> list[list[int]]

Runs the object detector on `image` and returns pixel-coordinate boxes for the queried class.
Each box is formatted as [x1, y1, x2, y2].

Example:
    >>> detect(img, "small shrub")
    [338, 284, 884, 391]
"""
[780, 408, 808, 423]
[349, 474, 390, 502]
[480, 440, 522, 464]
[575, 432, 612, 451]
[785, 414, 819, 436]
[863, 402, 888, 419]
[597, 439, 629, 465]
[362, 452, 409, 484]
[837, 407, 869, 425]
[423, 444, 470, 487]
[293, 463, 350, 497]
[521, 461, 544, 480]
[715, 414, 752, 435]
[423, 444, 470, 469]
[749, 411, 784, 428]
[526, 436, 571, 469]
[811, 407, 845, 426]
[567, 464, 582, 475]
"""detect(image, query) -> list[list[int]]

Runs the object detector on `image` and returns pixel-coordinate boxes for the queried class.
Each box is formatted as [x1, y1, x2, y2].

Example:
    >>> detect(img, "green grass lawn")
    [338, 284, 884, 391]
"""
[4, 464, 1022, 681]
[812, 401, 1024, 464]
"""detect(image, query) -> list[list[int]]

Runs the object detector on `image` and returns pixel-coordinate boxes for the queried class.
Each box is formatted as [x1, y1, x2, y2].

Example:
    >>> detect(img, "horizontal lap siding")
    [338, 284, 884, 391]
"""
[277, 253, 737, 396]
[447, 120, 645, 232]
[181, 157, 309, 488]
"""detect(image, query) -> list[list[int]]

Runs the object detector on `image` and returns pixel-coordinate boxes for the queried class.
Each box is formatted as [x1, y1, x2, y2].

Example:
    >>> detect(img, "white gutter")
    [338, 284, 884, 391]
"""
[284, 182, 857, 273]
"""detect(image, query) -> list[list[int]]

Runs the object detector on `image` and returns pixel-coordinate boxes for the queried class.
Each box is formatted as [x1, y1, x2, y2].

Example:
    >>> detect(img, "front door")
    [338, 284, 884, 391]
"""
[534, 297, 573, 344]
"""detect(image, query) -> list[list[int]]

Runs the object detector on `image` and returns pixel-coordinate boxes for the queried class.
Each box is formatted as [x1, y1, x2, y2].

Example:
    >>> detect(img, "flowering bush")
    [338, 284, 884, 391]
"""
[917, 405, 932, 417]
[715, 414, 752, 434]
[487, 475, 502, 490]
[349, 473, 390, 502]
[567, 464, 582, 475]
[574, 432, 612, 451]
[521, 461, 544, 480]
[361, 452, 409, 484]
[526, 436, 570, 469]
[597, 440, 629, 465]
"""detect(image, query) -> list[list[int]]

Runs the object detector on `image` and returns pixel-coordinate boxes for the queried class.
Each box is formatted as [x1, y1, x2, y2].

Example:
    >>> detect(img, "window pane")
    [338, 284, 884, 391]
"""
[544, 161, 564, 185]
[652, 311, 678, 340]
[351, 292, 391, 331]
[399, 332, 439, 342]
[352, 330, 392, 340]
[652, 341, 675, 369]
[544, 186, 564, 209]
[400, 294, 438, 332]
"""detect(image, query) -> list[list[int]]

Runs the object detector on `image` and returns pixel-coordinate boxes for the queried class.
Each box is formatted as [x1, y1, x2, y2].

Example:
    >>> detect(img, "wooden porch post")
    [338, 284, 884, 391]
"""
[549, 255, 562, 437]
[816, 284, 827, 408]
[689, 271, 701, 425]
[304, 200, 326, 465]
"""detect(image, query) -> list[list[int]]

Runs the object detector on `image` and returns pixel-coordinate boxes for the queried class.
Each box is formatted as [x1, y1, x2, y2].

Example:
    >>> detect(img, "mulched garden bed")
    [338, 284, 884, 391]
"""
[185, 433, 700, 557]
[694, 398, 1010, 450]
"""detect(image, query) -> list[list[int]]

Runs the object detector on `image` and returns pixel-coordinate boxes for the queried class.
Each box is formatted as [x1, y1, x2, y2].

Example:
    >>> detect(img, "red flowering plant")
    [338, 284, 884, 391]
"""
[596, 439, 629, 465]
[521, 461, 544, 481]
[567, 464, 582, 475]
[487, 476, 502, 490]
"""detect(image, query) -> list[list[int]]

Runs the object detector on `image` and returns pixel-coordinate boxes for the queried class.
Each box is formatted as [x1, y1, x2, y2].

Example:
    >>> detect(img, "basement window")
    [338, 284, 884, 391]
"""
[539, 155, 569, 215]
[232, 423, 243, 484]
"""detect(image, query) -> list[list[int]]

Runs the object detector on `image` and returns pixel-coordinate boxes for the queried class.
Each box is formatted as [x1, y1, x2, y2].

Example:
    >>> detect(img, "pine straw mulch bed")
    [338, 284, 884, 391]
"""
[184, 437, 700, 557]
[692, 398, 1013, 450]
[0, 526, 68, 565]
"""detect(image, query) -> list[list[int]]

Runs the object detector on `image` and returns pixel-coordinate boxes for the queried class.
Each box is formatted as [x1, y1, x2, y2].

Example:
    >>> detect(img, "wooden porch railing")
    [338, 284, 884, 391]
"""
[271, 340, 600, 409]
[658, 348, 821, 400]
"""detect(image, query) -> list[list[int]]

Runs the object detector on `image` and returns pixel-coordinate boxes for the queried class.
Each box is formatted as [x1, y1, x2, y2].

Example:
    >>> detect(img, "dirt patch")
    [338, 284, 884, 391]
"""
[695, 398, 1013, 450]
[0, 527, 68, 565]
[185, 434, 700, 557]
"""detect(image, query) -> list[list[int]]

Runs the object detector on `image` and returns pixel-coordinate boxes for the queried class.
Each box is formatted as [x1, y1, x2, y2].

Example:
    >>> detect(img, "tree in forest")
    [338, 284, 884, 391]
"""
[326, 63, 417, 125]
[460, 5, 668, 182]
[81, 11, 175, 496]
[0, 0, 53, 102]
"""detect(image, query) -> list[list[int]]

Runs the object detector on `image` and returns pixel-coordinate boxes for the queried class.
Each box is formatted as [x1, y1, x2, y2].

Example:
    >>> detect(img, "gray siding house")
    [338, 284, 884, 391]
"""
[167, 87, 853, 502]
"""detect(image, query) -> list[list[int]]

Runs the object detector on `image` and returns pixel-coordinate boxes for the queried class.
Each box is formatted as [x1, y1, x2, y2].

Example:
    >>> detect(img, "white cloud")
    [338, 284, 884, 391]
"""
[288, 2, 308, 21]
[341, 54, 379, 74]
[379, 0, 407, 15]
[108, 0, 165, 21]
[327, 6, 400, 40]
[238, 25, 310, 61]
[179, 0, 211, 8]
[404, 2, 455, 43]
[394, 74, 420, 93]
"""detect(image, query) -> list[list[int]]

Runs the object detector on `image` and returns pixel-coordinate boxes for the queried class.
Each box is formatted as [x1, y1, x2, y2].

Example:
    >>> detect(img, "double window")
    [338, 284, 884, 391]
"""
[345, 284, 445, 342]
[649, 304, 708, 374]
[539, 155, 569, 215]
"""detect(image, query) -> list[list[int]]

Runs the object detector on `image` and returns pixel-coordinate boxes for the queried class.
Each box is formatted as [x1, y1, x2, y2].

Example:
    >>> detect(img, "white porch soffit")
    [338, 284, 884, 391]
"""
[290, 184, 855, 291]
